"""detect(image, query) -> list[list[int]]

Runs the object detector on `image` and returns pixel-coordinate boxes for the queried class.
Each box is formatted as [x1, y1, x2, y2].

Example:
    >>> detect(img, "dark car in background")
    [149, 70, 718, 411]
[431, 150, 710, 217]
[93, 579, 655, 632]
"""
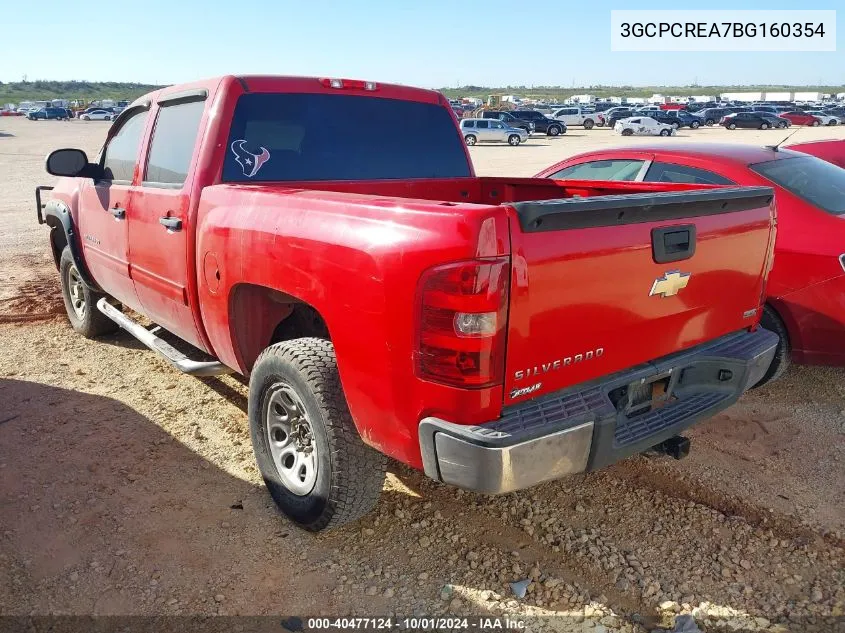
[720, 112, 789, 129]
[694, 107, 733, 125]
[633, 109, 700, 129]
[480, 110, 536, 134]
[602, 108, 637, 128]
[509, 110, 566, 135]
[27, 107, 70, 121]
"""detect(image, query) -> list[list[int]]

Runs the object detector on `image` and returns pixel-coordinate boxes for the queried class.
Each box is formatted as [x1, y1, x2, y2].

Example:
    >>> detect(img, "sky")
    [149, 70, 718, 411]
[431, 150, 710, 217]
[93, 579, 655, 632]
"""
[3, 0, 843, 89]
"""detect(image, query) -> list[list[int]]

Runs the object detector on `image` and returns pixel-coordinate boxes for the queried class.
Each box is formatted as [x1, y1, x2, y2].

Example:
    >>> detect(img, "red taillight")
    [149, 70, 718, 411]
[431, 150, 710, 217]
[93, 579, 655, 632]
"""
[319, 78, 378, 91]
[415, 258, 510, 388]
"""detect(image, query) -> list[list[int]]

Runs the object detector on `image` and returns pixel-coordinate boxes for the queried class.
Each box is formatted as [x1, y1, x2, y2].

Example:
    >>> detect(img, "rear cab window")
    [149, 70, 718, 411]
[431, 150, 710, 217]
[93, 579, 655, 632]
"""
[223, 93, 471, 182]
[751, 155, 845, 215]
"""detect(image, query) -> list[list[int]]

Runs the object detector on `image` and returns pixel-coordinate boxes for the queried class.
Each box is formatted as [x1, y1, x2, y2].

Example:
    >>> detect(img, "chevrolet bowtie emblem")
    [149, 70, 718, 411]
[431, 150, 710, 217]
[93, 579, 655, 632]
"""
[650, 270, 691, 298]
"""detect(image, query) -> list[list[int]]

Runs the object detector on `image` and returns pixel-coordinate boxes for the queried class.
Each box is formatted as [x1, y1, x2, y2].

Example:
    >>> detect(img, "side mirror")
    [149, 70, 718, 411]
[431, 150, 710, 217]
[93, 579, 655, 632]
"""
[46, 148, 103, 179]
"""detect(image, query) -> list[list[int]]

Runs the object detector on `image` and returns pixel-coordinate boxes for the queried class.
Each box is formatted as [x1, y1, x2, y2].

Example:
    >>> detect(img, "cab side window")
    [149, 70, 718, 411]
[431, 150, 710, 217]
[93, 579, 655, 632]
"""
[144, 99, 205, 187]
[101, 109, 149, 183]
[644, 162, 734, 185]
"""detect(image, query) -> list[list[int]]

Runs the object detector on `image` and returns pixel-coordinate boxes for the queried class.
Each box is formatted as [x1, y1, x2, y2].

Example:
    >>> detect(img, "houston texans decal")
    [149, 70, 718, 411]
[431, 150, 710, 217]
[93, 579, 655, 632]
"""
[231, 139, 271, 178]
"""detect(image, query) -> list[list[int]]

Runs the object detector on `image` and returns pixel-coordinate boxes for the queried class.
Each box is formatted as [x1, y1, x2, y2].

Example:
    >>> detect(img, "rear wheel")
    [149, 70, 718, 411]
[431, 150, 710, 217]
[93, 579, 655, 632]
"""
[508, 134, 521, 146]
[248, 339, 386, 531]
[672, 121, 681, 129]
[59, 247, 118, 338]
[705, 118, 715, 126]
[583, 119, 595, 130]
[464, 134, 477, 146]
[752, 305, 791, 388]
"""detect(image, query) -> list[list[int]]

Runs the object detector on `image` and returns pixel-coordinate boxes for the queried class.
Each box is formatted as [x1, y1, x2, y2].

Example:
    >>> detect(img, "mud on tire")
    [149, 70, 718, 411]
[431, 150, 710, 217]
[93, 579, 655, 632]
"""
[248, 338, 386, 531]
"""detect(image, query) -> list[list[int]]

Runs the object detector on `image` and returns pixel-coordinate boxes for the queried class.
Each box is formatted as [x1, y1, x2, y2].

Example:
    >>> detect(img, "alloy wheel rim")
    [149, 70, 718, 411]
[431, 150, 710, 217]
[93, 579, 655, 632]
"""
[265, 383, 318, 496]
[68, 266, 86, 320]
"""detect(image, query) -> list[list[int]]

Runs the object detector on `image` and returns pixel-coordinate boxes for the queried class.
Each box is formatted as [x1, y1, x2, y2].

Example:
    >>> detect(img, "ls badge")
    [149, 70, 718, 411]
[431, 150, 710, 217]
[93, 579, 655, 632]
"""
[650, 271, 690, 298]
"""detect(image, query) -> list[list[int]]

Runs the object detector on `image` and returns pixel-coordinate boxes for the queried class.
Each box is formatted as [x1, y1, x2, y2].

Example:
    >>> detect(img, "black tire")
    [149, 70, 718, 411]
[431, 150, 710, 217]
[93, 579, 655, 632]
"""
[596, 121, 605, 127]
[59, 247, 118, 338]
[547, 125, 561, 136]
[691, 120, 700, 129]
[760, 123, 770, 130]
[583, 119, 594, 130]
[752, 305, 791, 388]
[728, 123, 737, 130]
[621, 128, 634, 136]
[705, 118, 715, 126]
[812, 120, 820, 127]
[464, 134, 476, 146]
[777, 122, 787, 129]
[672, 121, 681, 129]
[248, 338, 386, 531]
[660, 128, 671, 136]
[508, 134, 521, 146]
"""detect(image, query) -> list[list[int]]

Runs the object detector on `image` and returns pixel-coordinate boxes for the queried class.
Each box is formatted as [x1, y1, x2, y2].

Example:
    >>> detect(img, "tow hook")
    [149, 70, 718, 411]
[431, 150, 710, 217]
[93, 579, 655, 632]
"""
[653, 436, 691, 460]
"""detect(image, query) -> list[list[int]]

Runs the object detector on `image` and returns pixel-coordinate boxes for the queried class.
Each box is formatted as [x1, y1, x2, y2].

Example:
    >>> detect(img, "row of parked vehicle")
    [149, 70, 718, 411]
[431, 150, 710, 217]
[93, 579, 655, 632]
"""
[24, 106, 122, 121]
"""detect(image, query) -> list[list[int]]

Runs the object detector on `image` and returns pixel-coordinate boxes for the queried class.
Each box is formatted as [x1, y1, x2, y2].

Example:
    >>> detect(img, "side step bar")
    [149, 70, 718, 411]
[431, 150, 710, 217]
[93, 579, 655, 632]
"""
[96, 299, 232, 377]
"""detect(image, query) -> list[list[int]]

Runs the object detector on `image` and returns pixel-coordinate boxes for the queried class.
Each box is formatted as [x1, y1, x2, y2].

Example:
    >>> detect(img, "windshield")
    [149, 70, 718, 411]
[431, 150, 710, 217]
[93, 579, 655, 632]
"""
[224, 92, 471, 182]
[750, 156, 845, 215]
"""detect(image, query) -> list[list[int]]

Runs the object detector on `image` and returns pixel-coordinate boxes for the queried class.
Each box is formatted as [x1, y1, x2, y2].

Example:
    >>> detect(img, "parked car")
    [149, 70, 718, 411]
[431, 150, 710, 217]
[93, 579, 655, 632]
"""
[550, 107, 597, 129]
[614, 116, 676, 136]
[27, 107, 70, 121]
[633, 110, 693, 129]
[803, 111, 839, 125]
[779, 111, 823, 127]
[537, 142, 845, 378]
[480, 111, 536, 134]
[460, 118, 529, 145]
[667, 110, 702, 129]
[600, 108, 637, 128]
[693, 107, 733, 126]
[508, 110, 566, 136]
[720, 112, 789, 130]
[79, 110, 115, 121]
[36, 74, 777, 531]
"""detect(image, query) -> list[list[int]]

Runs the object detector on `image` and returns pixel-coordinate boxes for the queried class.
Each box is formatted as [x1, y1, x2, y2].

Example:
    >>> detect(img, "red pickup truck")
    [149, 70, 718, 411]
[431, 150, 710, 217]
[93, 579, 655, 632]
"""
[37, 75, 778, 531]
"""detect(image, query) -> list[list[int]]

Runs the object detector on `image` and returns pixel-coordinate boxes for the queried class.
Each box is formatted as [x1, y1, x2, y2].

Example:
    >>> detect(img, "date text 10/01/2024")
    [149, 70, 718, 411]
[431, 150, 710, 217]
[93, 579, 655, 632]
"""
[306, 617, 527, 630]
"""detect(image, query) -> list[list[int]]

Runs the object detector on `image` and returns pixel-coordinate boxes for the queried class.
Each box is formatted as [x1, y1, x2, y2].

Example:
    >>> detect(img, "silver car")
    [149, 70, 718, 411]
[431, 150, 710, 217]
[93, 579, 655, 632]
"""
[460, 118, 529, 146]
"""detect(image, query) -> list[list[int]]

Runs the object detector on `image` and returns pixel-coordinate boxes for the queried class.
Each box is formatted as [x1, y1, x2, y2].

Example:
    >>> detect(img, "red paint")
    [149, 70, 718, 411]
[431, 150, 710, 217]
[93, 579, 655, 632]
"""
[537, 142, 845, 366]
[778, 112, 821, 126]
[46, 77, 776, 471]
[787, 138, 845, 169]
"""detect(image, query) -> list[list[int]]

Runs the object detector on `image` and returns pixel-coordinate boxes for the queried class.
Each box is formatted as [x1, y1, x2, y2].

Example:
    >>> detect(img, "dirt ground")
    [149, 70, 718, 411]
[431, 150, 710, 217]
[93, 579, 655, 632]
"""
[0, 116, 843, 632]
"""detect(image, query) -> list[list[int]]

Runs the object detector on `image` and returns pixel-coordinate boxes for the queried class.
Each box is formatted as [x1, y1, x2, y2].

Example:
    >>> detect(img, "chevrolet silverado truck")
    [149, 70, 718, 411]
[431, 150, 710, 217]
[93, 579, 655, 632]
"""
[36, 75, 778, 531]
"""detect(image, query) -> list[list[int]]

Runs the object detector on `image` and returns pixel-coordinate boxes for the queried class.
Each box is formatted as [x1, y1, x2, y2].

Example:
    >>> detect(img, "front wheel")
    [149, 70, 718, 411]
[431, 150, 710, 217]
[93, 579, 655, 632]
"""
[508, 134, 521, 146]
[659, 128, 671, 136]
[760, 123, 770, 130]
[248, 339, 387, 531]
[777, 122, 787, 129]
[728, 123, 737, 130]
[81, 115, 90, 120]
[690, 120, 700, 129]
[59, 247, 118, 338]
[812, 120, 820, 127]
[464, 134, 477, 146]
[620, 128, 633, 136]
[705, 118, 715, 126]
[583, 119, 594, 130]
[672, 121, 681, 129]
[547, 125, 561, 136]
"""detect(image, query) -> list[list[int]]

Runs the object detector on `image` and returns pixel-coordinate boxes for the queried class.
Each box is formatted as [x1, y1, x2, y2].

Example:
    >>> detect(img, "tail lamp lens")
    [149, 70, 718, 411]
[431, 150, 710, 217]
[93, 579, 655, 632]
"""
[416, 258, 510, 388]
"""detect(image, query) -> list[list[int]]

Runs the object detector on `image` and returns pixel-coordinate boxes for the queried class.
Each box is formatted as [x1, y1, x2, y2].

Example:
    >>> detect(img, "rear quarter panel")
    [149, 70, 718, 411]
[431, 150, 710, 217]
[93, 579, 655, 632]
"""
[195, 186, 510, 466]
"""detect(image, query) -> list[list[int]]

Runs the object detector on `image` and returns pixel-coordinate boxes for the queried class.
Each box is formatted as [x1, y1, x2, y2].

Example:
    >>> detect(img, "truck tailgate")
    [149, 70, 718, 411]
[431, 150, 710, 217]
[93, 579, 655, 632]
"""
[503, 186, 775, 403]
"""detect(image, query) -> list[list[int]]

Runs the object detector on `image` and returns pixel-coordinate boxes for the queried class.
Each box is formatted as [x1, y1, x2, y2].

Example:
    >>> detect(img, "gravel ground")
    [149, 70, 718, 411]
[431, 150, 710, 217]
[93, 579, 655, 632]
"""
[0, 116, 843, 632]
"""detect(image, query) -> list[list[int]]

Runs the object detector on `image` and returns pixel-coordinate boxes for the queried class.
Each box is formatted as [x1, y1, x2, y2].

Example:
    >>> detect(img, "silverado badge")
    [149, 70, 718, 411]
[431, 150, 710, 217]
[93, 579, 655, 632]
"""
[650, 271, 691, 298]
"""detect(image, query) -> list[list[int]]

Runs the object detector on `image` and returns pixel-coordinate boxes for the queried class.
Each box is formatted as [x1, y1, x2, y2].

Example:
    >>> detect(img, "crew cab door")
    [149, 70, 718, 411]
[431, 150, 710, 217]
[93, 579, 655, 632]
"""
[127, 94, 207, 349]
[77, 106, 149, 311]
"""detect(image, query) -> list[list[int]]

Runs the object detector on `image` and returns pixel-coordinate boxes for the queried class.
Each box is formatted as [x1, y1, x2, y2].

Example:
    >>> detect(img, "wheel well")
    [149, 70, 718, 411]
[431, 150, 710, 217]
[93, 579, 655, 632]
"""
[229, 284, 330, 372]
[46, 219, 68, 269]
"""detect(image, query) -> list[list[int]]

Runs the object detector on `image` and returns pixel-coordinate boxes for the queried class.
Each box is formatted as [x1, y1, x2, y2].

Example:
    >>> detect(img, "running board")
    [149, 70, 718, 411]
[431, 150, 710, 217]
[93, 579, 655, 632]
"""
[96, 298, 232, 377]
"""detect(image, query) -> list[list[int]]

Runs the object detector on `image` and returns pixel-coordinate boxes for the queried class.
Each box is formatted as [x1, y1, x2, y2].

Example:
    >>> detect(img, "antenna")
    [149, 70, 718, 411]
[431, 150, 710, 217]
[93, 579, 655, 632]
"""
[765, 126, 801, 152]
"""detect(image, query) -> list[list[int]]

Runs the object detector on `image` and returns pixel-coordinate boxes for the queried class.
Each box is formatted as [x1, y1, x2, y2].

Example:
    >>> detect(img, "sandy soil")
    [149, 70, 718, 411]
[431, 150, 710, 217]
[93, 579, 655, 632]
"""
[0, 115, 843, 632]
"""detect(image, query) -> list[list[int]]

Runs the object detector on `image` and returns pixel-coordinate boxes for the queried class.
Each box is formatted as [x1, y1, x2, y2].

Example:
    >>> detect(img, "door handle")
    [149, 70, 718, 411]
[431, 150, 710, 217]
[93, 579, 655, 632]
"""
[109, 207, 125, 219]
[159, 217, 183, 231]
[652, 225, 697, 263]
